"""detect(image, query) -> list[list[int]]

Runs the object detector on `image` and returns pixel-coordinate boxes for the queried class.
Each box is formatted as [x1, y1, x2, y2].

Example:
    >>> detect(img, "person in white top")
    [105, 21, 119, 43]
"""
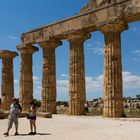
[3, 98, 22, 136]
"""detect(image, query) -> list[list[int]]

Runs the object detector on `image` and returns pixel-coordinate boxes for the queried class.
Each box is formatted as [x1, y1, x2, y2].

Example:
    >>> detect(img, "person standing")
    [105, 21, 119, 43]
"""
[28, 101, 37, 135]
[3, 98, 22, 136]
[84, 101, 90, 113]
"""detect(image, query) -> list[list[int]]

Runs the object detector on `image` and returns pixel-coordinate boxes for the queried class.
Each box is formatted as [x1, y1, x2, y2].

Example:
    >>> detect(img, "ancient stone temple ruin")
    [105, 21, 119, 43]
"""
[0, 0, 140, 117]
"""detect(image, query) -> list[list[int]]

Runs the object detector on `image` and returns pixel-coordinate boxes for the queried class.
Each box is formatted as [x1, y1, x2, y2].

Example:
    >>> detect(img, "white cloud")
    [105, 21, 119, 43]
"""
[133, 58, 138, 61]
[86, 43, 92, 47]
[12, 71, 140, 100]
[132, 27, 137, 31]
[86, 71, 140, 94]
[57, 80, 69, 87]
[86, 75, 103, 92]
[8, 35, 18, 40]
[132, 26, 140, 31]
[14, 82, 19, 98]
[33, 76, 39, 81]
[86, 42, 102, 48]
[56, 80, 67, 94]
[133, 50, 140, 56]
[33, 76, 41, 99]
[85, 42, 104, 55]
[55, 71, 140, 96]
[14, 80, 19, 84]
[33, 76, 41, 85]
[56, 75, 103, 96]
[131, 26, 140, 34]
[92, 47, 104, 55]
[60, 73, 69, 78]
[123, 71, 140, 89]
[36, 86, 42, 89]
[88, 71, 140, 91]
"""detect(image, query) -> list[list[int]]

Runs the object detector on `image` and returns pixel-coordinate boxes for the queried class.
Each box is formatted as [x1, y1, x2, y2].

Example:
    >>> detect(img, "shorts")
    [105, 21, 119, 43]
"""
[30, 116, 36, 120]
[8, 118, 18, 129]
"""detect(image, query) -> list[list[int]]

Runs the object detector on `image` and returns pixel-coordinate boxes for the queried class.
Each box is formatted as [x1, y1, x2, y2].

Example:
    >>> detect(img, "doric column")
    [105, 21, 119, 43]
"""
[67, 31, 90, 115]
[101, 21, 128, 117]
[17, 44, 38, 111]
[39, 40, 62, 113]
[0, 50, 18, 111]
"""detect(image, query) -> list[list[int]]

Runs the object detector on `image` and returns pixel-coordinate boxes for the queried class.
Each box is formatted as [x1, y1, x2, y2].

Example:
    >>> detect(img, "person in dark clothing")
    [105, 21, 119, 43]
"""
[84, 101, 90, 113]
[28, 101, 37, 135]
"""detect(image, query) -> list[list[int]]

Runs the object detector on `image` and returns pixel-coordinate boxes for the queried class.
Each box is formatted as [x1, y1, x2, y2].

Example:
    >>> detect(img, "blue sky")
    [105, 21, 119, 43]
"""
[0, 0, 140, 101]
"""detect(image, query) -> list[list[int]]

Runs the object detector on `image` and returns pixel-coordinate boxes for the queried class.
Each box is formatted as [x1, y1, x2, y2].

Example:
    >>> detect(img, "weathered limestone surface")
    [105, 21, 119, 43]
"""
[0, 50, 18, 110]
[67, 32, 90, 115]
[21, 0, 140, 44]
[101, 21, 128, 117]
[80, 0, 117, 13]
[39, 40, 62, 113]
[17, 44, 38, 111]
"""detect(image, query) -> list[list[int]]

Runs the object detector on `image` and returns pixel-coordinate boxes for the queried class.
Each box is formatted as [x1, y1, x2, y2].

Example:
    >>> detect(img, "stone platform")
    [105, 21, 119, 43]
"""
[37, 112, 52, 118]
[0, 111, 52, 119]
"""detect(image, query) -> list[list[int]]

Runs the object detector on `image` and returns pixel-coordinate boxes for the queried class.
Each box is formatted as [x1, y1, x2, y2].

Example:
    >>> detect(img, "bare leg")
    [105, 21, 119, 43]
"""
[32, 120, 36, 133]
[30, 120, 33, 132]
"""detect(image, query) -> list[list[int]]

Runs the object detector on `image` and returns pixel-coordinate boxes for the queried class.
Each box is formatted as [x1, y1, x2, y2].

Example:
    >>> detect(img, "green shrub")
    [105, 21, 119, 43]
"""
[57, 101, 68, 107]
[33, 99, 41, 107]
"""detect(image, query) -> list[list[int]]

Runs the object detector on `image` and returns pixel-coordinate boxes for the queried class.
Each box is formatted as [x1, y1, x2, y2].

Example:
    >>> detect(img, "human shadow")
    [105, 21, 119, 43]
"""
[37, 133, 51, 135]
[7, 133, 51, 137]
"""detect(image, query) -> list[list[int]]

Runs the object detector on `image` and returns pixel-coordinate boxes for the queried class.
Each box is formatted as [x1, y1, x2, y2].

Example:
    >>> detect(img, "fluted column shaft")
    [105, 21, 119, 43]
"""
[17, 44, 38, 111]
[101, 22, 128, 117]
[40, 40, 61, 113]
[0, 51, 18, 110]
[67, 32, 90, 115]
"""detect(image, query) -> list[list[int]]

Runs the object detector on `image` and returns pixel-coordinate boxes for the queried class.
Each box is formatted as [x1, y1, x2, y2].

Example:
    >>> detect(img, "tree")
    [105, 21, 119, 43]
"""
[136, 95, 140, 100]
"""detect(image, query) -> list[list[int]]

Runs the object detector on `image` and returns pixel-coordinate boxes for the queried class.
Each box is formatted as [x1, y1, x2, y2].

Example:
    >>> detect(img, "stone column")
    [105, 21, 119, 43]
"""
[67, 32, 90, 115]
[39, 40, 62, 113]
[17, 44, 38, 111]
[101, 21, 128, 117]
[0, 50, 18, 111]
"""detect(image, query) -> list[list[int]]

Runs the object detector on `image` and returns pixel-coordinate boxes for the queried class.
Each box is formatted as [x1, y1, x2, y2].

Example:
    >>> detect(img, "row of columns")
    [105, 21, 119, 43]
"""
[0, 21, 128, 117]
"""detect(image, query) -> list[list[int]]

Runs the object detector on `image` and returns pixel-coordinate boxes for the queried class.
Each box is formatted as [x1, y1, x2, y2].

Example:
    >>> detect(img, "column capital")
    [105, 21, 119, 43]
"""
[0, 50, 18, 59]
[39, 39, 62, 49]
[66, 31, 91, 43]
[100, 21, 128, 33]
[16, 44, 39, 54]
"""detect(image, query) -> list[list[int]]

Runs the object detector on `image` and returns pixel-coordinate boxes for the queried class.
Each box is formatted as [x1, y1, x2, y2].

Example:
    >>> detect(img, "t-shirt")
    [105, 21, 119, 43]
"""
[9, 103, 20, 119]
[30, 105, 37, 117]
